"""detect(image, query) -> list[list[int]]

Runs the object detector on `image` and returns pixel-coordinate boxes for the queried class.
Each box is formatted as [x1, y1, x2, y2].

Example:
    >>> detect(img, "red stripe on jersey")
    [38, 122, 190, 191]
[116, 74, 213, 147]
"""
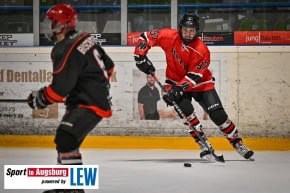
[78, 104, 112, 118]
[45, 85, 65, 103]
[177, 76, 196, 89]
[108, 67, 114, 75]
[53, 33, 89, 75]
[107, 67, 115, 80]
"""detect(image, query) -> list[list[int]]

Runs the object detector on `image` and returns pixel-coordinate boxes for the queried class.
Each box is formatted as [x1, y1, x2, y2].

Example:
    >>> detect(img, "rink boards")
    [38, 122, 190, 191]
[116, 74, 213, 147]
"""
[0, 135, 289, 150]
[0, 46, 290, 150]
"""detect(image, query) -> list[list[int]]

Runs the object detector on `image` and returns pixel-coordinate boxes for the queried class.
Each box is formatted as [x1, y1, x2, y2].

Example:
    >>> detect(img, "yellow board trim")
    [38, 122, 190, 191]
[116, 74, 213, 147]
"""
[0, 135, 290, 150]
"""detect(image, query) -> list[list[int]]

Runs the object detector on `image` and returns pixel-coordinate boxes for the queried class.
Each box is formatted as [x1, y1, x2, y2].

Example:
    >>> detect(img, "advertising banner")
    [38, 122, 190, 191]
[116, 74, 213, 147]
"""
[0, 61, 59, 119]
[40, 33, 121, 46]
[0, 34, 33, 47]
[200, 32, 234, 45]
[127, 32, 142, 46]
[127, 32, 235, 46]
[127, 32, 234, 46]
[234, 31, 290, 45]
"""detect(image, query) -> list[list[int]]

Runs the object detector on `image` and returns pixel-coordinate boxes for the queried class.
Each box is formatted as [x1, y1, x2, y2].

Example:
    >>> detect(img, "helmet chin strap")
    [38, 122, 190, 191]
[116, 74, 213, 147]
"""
[181, 33, 198, 45]
[50, 29, 63, 42]
[48, 25, 66, 42]
[183, 38, 193, 45]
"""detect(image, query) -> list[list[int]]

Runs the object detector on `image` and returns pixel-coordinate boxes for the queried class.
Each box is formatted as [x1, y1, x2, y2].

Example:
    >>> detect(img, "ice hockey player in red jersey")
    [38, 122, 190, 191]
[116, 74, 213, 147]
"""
[134, 13, 254, 161]
[27, 4, 114, 193]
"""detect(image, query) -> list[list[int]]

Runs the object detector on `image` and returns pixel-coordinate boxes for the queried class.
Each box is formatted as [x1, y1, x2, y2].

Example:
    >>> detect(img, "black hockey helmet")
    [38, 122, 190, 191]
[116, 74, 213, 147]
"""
[179, 13, 200, 30]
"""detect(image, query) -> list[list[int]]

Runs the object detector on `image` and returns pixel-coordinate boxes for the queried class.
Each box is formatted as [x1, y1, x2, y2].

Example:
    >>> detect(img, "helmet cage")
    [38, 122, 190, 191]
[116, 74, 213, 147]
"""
[42, 16, 67, 42]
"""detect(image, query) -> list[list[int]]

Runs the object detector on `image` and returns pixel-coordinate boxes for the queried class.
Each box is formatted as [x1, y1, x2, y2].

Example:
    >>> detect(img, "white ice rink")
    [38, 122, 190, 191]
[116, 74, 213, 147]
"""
[1, 148, 290, 193]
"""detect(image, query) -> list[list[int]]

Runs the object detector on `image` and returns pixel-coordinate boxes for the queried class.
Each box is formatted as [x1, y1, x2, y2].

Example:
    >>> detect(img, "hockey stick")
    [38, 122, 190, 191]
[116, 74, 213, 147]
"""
[151, 73, 225, 163]
[0, 99, 28, 103]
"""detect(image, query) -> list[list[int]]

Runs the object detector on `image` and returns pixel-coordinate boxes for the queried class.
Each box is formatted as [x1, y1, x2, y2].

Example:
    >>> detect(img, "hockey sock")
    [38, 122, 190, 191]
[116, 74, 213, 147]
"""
[219, 119, 240, 143]
[185, 113, 207, 143]
[57, 151, 82, 165]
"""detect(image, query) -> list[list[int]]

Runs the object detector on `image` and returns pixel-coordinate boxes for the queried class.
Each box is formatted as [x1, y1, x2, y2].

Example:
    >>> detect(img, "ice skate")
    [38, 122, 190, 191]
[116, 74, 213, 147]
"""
[232, 139, 254, 160]
[42, 189, 85, 193]
[200, 149, 213, 161]
[197, 139, 215, 161]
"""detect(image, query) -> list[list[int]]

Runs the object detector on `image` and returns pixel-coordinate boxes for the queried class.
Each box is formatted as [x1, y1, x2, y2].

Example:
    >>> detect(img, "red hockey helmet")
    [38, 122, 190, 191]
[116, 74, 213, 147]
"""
[46, 3, 77, 31]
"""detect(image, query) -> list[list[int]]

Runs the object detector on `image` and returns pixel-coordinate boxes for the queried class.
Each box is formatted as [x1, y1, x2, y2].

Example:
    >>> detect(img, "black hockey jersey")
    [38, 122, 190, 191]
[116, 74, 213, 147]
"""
[43, 30, 115, 118]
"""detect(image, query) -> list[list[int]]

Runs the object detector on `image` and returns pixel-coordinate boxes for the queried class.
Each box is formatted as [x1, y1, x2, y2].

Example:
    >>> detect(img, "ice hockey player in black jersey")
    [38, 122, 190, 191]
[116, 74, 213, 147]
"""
[27, 4, 115, 193]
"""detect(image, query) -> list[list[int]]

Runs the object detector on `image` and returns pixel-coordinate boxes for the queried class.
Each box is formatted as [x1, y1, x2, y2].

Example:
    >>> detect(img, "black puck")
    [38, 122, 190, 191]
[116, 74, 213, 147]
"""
[184, 162, 192, 167]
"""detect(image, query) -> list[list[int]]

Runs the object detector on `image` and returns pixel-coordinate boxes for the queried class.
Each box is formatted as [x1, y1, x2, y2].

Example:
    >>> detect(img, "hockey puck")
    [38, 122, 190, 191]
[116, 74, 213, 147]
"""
[184, 162, 192, 167]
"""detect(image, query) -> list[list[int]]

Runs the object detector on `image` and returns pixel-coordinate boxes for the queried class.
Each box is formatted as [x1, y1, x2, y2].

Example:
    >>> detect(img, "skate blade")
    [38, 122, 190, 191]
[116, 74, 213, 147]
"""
[200, 156, 216, 163]
[200, 160, 216, 163]
[248, 157, 255, 161]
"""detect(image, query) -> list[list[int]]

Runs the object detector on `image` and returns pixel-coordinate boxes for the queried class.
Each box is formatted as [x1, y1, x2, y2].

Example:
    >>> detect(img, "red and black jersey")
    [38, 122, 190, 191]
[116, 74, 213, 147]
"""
[43, 30, 114, 118]
[134, 28, 214, 92]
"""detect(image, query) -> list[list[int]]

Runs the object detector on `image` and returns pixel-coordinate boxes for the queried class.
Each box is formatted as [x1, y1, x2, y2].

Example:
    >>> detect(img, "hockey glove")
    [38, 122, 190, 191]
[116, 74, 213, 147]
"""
[134, 55, 155, 75]
[27, 87, 51, 109]
[162, 86, 183, 106]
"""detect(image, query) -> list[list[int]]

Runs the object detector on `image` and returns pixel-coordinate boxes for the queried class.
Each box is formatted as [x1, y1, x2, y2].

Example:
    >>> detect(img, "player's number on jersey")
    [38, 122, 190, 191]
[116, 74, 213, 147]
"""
[93, 49, 108, 79]
[196, 61, 209, 70]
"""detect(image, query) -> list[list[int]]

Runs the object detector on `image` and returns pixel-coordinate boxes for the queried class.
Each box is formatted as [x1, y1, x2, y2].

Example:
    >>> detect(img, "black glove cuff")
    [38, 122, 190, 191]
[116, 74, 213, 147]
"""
[134, 54, 146, 63]
[173, 86, 184, 96]
[135, 55, 155, 75]
[37, 87, 51, 107]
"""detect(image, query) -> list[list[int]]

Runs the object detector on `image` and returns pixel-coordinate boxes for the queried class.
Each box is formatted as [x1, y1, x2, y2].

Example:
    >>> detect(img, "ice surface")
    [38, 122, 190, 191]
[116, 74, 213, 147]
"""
[1, 148, 290, 193]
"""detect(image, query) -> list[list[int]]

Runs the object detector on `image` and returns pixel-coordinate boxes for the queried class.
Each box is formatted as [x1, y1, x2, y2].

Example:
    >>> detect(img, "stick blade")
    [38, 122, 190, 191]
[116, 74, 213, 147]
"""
[214, 154, 225, 163]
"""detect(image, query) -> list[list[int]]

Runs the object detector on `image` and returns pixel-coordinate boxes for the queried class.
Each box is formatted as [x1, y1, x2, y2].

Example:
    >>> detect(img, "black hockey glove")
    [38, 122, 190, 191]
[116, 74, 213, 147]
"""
[134, 55, 155, 75]
[162, 86, 183, 106]
[27, 87, 51, 109]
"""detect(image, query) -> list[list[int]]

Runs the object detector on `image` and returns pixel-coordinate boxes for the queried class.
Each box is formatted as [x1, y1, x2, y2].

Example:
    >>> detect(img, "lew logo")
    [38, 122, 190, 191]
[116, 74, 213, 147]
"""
[70, 167, 98, 186]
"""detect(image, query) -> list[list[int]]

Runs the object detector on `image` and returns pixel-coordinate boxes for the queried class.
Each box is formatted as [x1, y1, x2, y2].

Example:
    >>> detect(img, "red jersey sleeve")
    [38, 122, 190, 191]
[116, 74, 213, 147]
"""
[134, 29, 168, 56]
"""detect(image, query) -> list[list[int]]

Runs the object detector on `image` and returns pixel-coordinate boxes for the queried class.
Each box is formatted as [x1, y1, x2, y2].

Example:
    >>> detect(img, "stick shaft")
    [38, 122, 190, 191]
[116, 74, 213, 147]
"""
[0, 99, 28, 103]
